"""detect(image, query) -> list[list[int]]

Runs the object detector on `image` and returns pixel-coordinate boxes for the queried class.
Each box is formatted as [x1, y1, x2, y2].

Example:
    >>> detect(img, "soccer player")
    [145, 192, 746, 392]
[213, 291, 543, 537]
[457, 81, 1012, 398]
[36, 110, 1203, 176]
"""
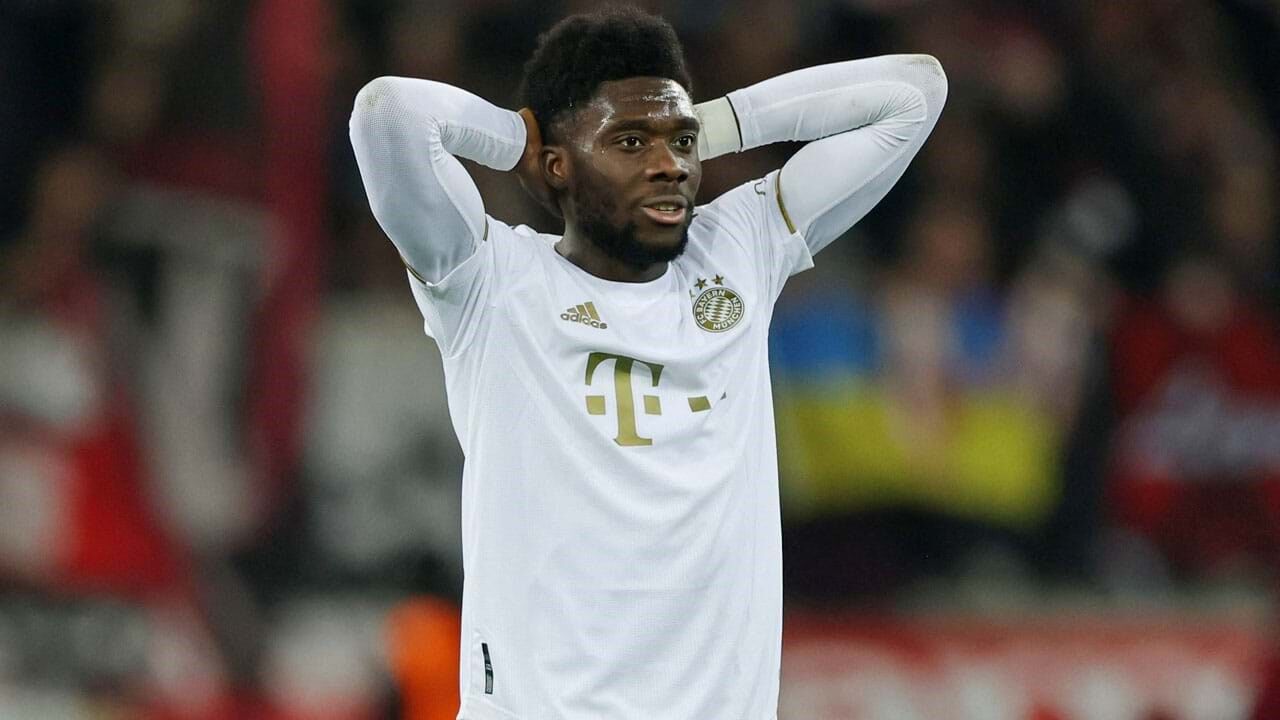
[350, 7, 945, 719]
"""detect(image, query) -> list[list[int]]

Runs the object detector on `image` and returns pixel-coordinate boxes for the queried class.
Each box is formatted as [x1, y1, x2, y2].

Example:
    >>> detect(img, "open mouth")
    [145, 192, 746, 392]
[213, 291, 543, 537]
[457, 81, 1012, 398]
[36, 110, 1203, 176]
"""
[639, 197, 689, 226]
[641, 206, 686, 225]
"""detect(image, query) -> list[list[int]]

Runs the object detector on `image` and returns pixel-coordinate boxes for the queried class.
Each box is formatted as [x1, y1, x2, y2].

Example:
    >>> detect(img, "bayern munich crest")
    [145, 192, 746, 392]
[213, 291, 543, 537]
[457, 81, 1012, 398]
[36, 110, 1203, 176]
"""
[692, 274, 745, 333]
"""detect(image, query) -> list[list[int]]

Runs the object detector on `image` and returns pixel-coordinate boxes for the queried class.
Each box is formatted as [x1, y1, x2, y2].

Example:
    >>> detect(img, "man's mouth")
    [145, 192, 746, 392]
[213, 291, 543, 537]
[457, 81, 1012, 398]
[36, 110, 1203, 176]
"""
[640, 196, 689, 226]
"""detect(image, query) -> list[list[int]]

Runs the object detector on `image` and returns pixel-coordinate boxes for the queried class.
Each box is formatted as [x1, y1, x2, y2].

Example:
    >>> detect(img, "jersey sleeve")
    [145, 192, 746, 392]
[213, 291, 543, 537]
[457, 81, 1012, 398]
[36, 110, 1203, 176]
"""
[403, 221, 500, 357]
[696, 54, 947, 259]
[349, 76, 526, 355]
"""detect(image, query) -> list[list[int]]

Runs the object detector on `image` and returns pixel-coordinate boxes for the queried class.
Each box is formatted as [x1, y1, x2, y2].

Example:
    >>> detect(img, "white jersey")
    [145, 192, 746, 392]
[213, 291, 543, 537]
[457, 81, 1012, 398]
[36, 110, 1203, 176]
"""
[349, 53, 946, 720]
[413, 172, 809, 719]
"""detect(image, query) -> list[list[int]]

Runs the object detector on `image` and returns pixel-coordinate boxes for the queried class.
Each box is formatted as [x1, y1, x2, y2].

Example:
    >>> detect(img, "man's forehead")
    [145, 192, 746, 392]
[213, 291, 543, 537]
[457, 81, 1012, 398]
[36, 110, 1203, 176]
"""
[585, 77, 695, 120]
[597, 76, 691, 104]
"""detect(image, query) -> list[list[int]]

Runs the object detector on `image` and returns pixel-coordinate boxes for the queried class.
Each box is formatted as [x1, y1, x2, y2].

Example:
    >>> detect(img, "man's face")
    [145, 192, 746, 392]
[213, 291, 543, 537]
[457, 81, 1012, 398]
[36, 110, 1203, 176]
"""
[560, 77, 701, 269]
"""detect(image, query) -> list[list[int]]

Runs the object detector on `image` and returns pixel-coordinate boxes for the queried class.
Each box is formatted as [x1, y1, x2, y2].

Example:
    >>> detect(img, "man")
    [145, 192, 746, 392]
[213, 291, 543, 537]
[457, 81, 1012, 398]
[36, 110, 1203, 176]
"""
[350, 7, 945, 719]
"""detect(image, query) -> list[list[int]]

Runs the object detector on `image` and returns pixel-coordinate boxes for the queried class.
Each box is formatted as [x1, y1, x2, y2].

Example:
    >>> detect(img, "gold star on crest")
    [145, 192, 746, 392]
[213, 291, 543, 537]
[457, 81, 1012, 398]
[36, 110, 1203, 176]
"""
[713, 274, 725, 285]
[695, 278, 708, 290]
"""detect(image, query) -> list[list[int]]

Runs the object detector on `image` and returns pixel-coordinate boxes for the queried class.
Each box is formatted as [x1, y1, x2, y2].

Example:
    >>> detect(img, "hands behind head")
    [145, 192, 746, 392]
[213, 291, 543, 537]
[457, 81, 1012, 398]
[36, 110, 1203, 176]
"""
[516, 108, 562, 219]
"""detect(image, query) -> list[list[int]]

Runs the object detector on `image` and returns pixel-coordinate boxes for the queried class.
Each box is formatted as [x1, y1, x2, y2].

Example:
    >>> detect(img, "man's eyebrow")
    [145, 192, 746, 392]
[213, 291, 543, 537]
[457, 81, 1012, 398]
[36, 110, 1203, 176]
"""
[601, 116, 700, 134]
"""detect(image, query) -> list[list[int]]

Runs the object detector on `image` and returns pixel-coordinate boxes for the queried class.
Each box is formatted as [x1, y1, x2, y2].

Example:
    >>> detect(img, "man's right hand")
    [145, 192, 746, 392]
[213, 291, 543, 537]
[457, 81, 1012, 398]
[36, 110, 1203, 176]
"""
[516, 108, 561, 218]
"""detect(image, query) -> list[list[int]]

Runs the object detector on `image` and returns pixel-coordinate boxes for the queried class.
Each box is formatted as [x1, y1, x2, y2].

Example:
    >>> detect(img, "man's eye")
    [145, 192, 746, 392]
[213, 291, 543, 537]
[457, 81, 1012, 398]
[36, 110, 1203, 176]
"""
[673, 134, 696, 148]
[619, 136, 644, 148]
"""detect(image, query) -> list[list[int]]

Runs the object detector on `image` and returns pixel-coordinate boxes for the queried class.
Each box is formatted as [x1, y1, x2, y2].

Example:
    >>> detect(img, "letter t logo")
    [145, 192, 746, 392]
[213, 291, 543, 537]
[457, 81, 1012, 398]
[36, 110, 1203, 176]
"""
[584, 352, 665, 446]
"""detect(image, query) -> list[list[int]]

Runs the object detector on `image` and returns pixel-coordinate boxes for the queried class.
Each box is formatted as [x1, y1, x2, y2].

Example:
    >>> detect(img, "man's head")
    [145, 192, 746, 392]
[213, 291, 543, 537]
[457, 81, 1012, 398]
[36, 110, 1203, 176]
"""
[519, 6, 700, 272]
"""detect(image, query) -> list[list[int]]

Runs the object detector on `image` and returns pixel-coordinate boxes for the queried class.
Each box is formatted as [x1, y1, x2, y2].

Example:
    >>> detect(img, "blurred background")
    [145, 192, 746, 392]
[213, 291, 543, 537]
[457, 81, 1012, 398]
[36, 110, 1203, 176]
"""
[0, 0, 1277, 718]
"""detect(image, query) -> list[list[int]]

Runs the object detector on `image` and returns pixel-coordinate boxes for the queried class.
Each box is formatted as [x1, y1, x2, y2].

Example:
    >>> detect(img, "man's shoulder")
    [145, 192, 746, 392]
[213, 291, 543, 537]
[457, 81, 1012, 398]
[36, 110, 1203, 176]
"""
[485, 215, 552, 242]
[689, 172, 789, 251]
[417, 216, 553, 299]
[693, 171, 783, 232]
[689, 170, 812, 294]
[481, 215, 558, 263]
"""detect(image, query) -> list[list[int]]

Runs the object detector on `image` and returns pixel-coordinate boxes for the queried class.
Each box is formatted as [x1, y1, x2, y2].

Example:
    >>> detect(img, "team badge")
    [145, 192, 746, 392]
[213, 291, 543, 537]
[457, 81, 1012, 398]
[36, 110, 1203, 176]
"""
[691, 274, 744, 333]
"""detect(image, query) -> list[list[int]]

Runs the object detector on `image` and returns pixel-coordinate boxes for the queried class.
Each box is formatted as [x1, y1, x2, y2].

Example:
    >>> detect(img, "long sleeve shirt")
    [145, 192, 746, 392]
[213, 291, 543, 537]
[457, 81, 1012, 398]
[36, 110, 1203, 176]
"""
[351, 54, 945, 720]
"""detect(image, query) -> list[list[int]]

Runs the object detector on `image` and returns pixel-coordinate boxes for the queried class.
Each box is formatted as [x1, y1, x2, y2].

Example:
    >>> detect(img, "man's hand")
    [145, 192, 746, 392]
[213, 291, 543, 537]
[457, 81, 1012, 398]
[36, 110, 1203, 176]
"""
[516, 108, 561, 218]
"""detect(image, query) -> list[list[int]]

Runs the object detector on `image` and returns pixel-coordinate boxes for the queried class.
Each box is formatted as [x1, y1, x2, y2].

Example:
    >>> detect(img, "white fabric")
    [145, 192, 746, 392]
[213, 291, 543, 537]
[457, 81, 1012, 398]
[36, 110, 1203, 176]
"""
[714, 54, 948, 255]
[350, 77, 526, 285]
[692, 96, 741, 161]
[349, 54, 946, 720]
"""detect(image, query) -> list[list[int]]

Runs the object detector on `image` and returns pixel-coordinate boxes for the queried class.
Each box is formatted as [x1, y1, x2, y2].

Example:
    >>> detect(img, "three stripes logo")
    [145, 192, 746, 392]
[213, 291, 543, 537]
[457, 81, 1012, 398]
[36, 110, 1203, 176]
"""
[561, 301, 608, 329]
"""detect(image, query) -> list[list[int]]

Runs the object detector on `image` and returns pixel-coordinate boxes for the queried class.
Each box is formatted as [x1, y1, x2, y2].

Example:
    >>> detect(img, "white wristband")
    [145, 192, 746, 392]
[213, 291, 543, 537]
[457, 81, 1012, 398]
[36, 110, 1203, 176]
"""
[693, 97, 742, 160]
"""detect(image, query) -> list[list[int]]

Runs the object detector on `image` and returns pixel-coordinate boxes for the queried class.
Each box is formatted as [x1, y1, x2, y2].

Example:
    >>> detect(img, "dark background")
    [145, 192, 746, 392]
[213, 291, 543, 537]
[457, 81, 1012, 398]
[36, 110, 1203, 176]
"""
[0, 1, 1277, 718]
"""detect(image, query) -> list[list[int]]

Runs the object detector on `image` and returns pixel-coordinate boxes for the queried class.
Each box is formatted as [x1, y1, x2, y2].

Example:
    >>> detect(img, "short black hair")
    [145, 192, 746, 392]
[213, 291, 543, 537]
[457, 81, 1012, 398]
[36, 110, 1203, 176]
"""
[519, 6, 692, 143]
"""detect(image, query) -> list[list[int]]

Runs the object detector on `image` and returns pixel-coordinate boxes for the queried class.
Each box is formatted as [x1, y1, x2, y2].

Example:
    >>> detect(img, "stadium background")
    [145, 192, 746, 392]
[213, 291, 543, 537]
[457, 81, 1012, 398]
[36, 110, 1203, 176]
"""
[1, 0, 1277, 718]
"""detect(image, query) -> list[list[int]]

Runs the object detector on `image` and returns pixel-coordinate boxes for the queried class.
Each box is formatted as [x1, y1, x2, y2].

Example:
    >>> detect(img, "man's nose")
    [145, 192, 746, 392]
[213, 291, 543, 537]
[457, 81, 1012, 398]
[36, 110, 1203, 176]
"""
[646, 144, 689, 183]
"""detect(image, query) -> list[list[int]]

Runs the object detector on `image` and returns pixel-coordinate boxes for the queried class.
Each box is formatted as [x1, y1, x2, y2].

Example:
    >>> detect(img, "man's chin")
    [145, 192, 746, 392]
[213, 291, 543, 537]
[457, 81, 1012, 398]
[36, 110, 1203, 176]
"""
[627, 228, 690, 267]
[586, 218, 690, 269]
[636, 228, 690, 260]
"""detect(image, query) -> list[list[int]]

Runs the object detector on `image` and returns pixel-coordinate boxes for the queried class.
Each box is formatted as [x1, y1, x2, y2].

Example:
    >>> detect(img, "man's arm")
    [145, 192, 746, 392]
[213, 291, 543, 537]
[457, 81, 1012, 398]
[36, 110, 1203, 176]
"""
[349, 77, 529, 284]
[695, 54, 947, 255]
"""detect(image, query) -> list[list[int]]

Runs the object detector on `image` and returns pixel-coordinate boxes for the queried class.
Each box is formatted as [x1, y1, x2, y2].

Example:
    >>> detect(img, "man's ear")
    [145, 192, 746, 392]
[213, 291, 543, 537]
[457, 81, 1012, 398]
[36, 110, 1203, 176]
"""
[540, 146, 569, 191]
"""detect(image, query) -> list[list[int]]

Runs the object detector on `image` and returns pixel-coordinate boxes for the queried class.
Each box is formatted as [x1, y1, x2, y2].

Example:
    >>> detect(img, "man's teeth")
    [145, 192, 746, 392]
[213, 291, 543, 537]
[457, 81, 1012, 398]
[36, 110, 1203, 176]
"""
[653, 204, 679, 211]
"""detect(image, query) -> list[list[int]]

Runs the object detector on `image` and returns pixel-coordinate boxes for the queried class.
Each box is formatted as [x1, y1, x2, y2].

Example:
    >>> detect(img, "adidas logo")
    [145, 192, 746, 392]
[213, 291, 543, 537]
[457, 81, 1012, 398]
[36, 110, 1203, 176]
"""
[561, 301, 608, 329]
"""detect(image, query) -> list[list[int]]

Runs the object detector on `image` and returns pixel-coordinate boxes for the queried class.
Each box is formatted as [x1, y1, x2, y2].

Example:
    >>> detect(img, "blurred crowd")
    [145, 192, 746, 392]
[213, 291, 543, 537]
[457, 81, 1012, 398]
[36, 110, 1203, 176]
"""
[0, 0, 1276, 718]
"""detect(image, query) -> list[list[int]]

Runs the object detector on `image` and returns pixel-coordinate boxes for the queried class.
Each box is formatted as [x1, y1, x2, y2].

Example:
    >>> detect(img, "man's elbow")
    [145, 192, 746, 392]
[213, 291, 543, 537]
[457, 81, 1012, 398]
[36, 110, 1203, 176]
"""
[907, 54, 945, 80]
[906, 54, 948, 108]
[352, 76, 404, 125]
